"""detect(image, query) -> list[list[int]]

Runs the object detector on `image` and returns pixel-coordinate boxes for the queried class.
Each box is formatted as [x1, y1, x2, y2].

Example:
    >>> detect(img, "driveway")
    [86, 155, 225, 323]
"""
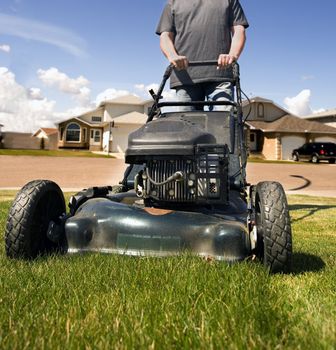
[0, 156, 335, 197]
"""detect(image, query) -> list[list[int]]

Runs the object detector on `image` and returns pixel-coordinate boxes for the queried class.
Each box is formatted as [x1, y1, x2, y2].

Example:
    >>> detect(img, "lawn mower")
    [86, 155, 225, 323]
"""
[5, 61, 292, 273]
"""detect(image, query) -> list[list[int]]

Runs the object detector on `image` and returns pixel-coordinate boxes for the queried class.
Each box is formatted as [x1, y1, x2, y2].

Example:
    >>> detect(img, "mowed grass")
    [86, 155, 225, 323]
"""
[0, 192, 335, 349]
[0, 149, 113, 158]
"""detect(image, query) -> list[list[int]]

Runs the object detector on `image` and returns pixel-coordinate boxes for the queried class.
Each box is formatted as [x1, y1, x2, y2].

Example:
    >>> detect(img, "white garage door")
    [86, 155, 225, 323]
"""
[314, 136, 336, 143]
[281, 136, 306, 160]
[111, 126, 139, 153]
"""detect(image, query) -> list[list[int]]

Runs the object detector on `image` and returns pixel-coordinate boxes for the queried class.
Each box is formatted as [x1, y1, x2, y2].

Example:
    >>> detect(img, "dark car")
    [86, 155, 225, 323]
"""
[292, 142, 336, 163]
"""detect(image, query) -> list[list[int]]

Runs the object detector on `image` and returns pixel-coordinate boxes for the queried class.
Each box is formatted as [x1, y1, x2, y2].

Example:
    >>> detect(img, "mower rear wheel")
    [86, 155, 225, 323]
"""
[5, 180, 66, 259]
[254, 181, 292, 273]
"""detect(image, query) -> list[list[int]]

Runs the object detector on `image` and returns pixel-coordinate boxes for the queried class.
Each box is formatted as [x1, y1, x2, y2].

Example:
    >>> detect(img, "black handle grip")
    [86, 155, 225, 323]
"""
[188, 60, 219, 67]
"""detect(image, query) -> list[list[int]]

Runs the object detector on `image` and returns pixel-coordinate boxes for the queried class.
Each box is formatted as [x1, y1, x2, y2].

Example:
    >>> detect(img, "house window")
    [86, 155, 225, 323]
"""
[83, 128, 87, 142]
[66, 123, 81, 142]
[92, 116, 102, 122]
[60, 127, 64, 141]
[94, 130, 101, 143]
[258, 103, 264, 118]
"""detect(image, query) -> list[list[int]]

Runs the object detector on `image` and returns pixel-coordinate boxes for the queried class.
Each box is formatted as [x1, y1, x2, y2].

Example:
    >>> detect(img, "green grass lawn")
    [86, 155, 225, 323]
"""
[0, 192, 335, 349]
[247, 157, 303, 164]
[0, 149, 113, 158]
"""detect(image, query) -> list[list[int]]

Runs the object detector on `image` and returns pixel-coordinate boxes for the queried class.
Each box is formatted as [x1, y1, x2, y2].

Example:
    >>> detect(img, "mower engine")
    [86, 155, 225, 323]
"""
[125, 113, 233, 207]
[138, 145, 229, 205]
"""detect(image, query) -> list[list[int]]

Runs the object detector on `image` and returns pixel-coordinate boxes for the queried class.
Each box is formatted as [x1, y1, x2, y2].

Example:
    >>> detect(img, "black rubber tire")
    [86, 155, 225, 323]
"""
[292, 152, 299, 162]
[311, 154, 319, 163]
[254, 181, 292, 273]
[5, 180, 66, 259]
[329, 159, 335, 164]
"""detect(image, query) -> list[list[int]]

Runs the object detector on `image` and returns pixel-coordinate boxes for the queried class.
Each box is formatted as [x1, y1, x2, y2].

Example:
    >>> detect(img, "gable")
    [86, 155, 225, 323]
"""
[79, 108, 104, 124]
[243, 102, 287, 122]
[58, 118, 91, 129]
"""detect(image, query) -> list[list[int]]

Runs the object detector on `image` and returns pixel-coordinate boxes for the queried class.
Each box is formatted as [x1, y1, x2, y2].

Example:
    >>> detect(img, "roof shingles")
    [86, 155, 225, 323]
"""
[247, 115, 336, 134]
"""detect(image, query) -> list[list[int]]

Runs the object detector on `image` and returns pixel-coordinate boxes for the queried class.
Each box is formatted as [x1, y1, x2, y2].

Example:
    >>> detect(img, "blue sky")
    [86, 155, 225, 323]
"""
[0, 0, 336, 131]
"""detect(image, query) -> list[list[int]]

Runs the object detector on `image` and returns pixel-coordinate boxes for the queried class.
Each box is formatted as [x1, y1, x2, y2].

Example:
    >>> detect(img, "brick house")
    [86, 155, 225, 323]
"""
[57, 96, 151, 153]
[244, 97, 336, 160]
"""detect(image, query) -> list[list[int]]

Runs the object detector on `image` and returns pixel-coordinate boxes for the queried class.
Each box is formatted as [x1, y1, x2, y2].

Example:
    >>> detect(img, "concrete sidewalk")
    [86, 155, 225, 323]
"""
[0, 156, 335, 197]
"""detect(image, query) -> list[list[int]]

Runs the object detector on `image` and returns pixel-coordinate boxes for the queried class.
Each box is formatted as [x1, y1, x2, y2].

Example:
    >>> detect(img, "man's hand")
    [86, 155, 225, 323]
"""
[217, 54, 238, 69]
[169, 55, 189, 70]
[159, 32, 189, 70]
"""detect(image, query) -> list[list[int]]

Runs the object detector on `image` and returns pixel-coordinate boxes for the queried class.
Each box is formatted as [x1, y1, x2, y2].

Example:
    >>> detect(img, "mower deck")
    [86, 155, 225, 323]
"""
[65, 191, 251, 261]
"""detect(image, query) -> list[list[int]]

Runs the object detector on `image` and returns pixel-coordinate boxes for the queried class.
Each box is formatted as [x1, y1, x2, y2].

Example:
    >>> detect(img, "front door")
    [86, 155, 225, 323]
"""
[90, 129, 102, 147]
[249, 132, 257, 152]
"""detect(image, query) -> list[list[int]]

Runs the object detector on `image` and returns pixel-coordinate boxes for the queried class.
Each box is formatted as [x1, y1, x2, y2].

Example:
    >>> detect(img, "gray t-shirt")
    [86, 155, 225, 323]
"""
[156, 0, 249, 88]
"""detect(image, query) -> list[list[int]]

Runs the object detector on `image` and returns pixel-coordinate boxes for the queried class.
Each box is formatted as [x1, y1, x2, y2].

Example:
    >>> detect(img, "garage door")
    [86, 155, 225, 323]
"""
[314, 136, 336, 143]
[111, 126, 139, 153]
[281, 136, 306, 160]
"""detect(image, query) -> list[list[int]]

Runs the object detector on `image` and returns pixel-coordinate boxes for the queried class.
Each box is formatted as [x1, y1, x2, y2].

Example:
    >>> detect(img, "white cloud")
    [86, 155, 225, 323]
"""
[0, 13, 86, 57]
[27, 87, 43, 100]
[37, 67, 91, 106]
[284, 89, 313, 116]
[312, 108, 326, 114]
[95, 88, 135, 105]
[134, 84, 145, 91]
[134, 83, 177, 113]
[0, 67, 57, 132]
[54, 106, 92, 121]
[134, 83, 176, 101]
[0, 65, 182, 134]
[0, 44, 11, 53]
[301, 75, 315, 81]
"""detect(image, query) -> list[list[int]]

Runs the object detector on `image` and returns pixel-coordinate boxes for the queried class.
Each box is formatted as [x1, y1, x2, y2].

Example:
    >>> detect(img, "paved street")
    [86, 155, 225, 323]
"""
[0, 156, 335, 197]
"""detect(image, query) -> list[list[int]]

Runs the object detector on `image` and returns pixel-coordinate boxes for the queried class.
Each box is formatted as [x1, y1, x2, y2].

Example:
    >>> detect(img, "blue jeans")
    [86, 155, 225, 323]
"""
[175, 82, 233, 112]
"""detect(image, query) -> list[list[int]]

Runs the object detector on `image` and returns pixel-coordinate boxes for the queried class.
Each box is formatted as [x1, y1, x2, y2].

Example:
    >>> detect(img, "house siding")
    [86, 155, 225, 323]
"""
[80, 109, 105, 124]
[105, 104, 144, 120]
[58, 119, 101, 150]
[243, 102, 286, 122]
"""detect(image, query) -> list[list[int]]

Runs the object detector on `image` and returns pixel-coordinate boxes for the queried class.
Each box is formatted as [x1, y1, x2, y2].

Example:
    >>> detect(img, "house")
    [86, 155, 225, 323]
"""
[243, 97, 336, 160]
[302, 109, 336, 130]
[57, 94, 336, 160]
[57, 95, 152, 153]
[33, 128, 59, 150]
[0, 123, 3, 148]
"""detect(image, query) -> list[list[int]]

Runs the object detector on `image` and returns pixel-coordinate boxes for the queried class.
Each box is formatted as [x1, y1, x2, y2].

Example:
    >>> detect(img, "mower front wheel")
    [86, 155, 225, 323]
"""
[5, 180, 66, 259]
[253, 181, 292, 273]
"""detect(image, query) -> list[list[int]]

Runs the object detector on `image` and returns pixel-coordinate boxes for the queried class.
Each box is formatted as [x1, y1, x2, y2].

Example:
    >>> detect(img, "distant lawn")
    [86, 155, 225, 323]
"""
[0, 192, 335, 349]
[0, 149, 113, 158]
[248, 157, 305, 165]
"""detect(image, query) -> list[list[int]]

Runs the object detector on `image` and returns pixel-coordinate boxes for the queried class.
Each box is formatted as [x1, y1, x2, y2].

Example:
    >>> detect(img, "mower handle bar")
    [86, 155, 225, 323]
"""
[157, 100, 237, 108]
[147, 60, 240, 122]
[187, 60, 232, 67]
[163, 60, 238, 76]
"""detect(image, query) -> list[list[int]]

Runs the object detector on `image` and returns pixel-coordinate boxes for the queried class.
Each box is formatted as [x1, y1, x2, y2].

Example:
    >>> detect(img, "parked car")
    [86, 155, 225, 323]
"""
[292, 142, 336, 163]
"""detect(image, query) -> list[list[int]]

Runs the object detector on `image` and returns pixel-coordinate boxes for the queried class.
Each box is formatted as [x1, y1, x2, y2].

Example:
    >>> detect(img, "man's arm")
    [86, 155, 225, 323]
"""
[160, 32, 189, 70]
[218, 25, 246, 67]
